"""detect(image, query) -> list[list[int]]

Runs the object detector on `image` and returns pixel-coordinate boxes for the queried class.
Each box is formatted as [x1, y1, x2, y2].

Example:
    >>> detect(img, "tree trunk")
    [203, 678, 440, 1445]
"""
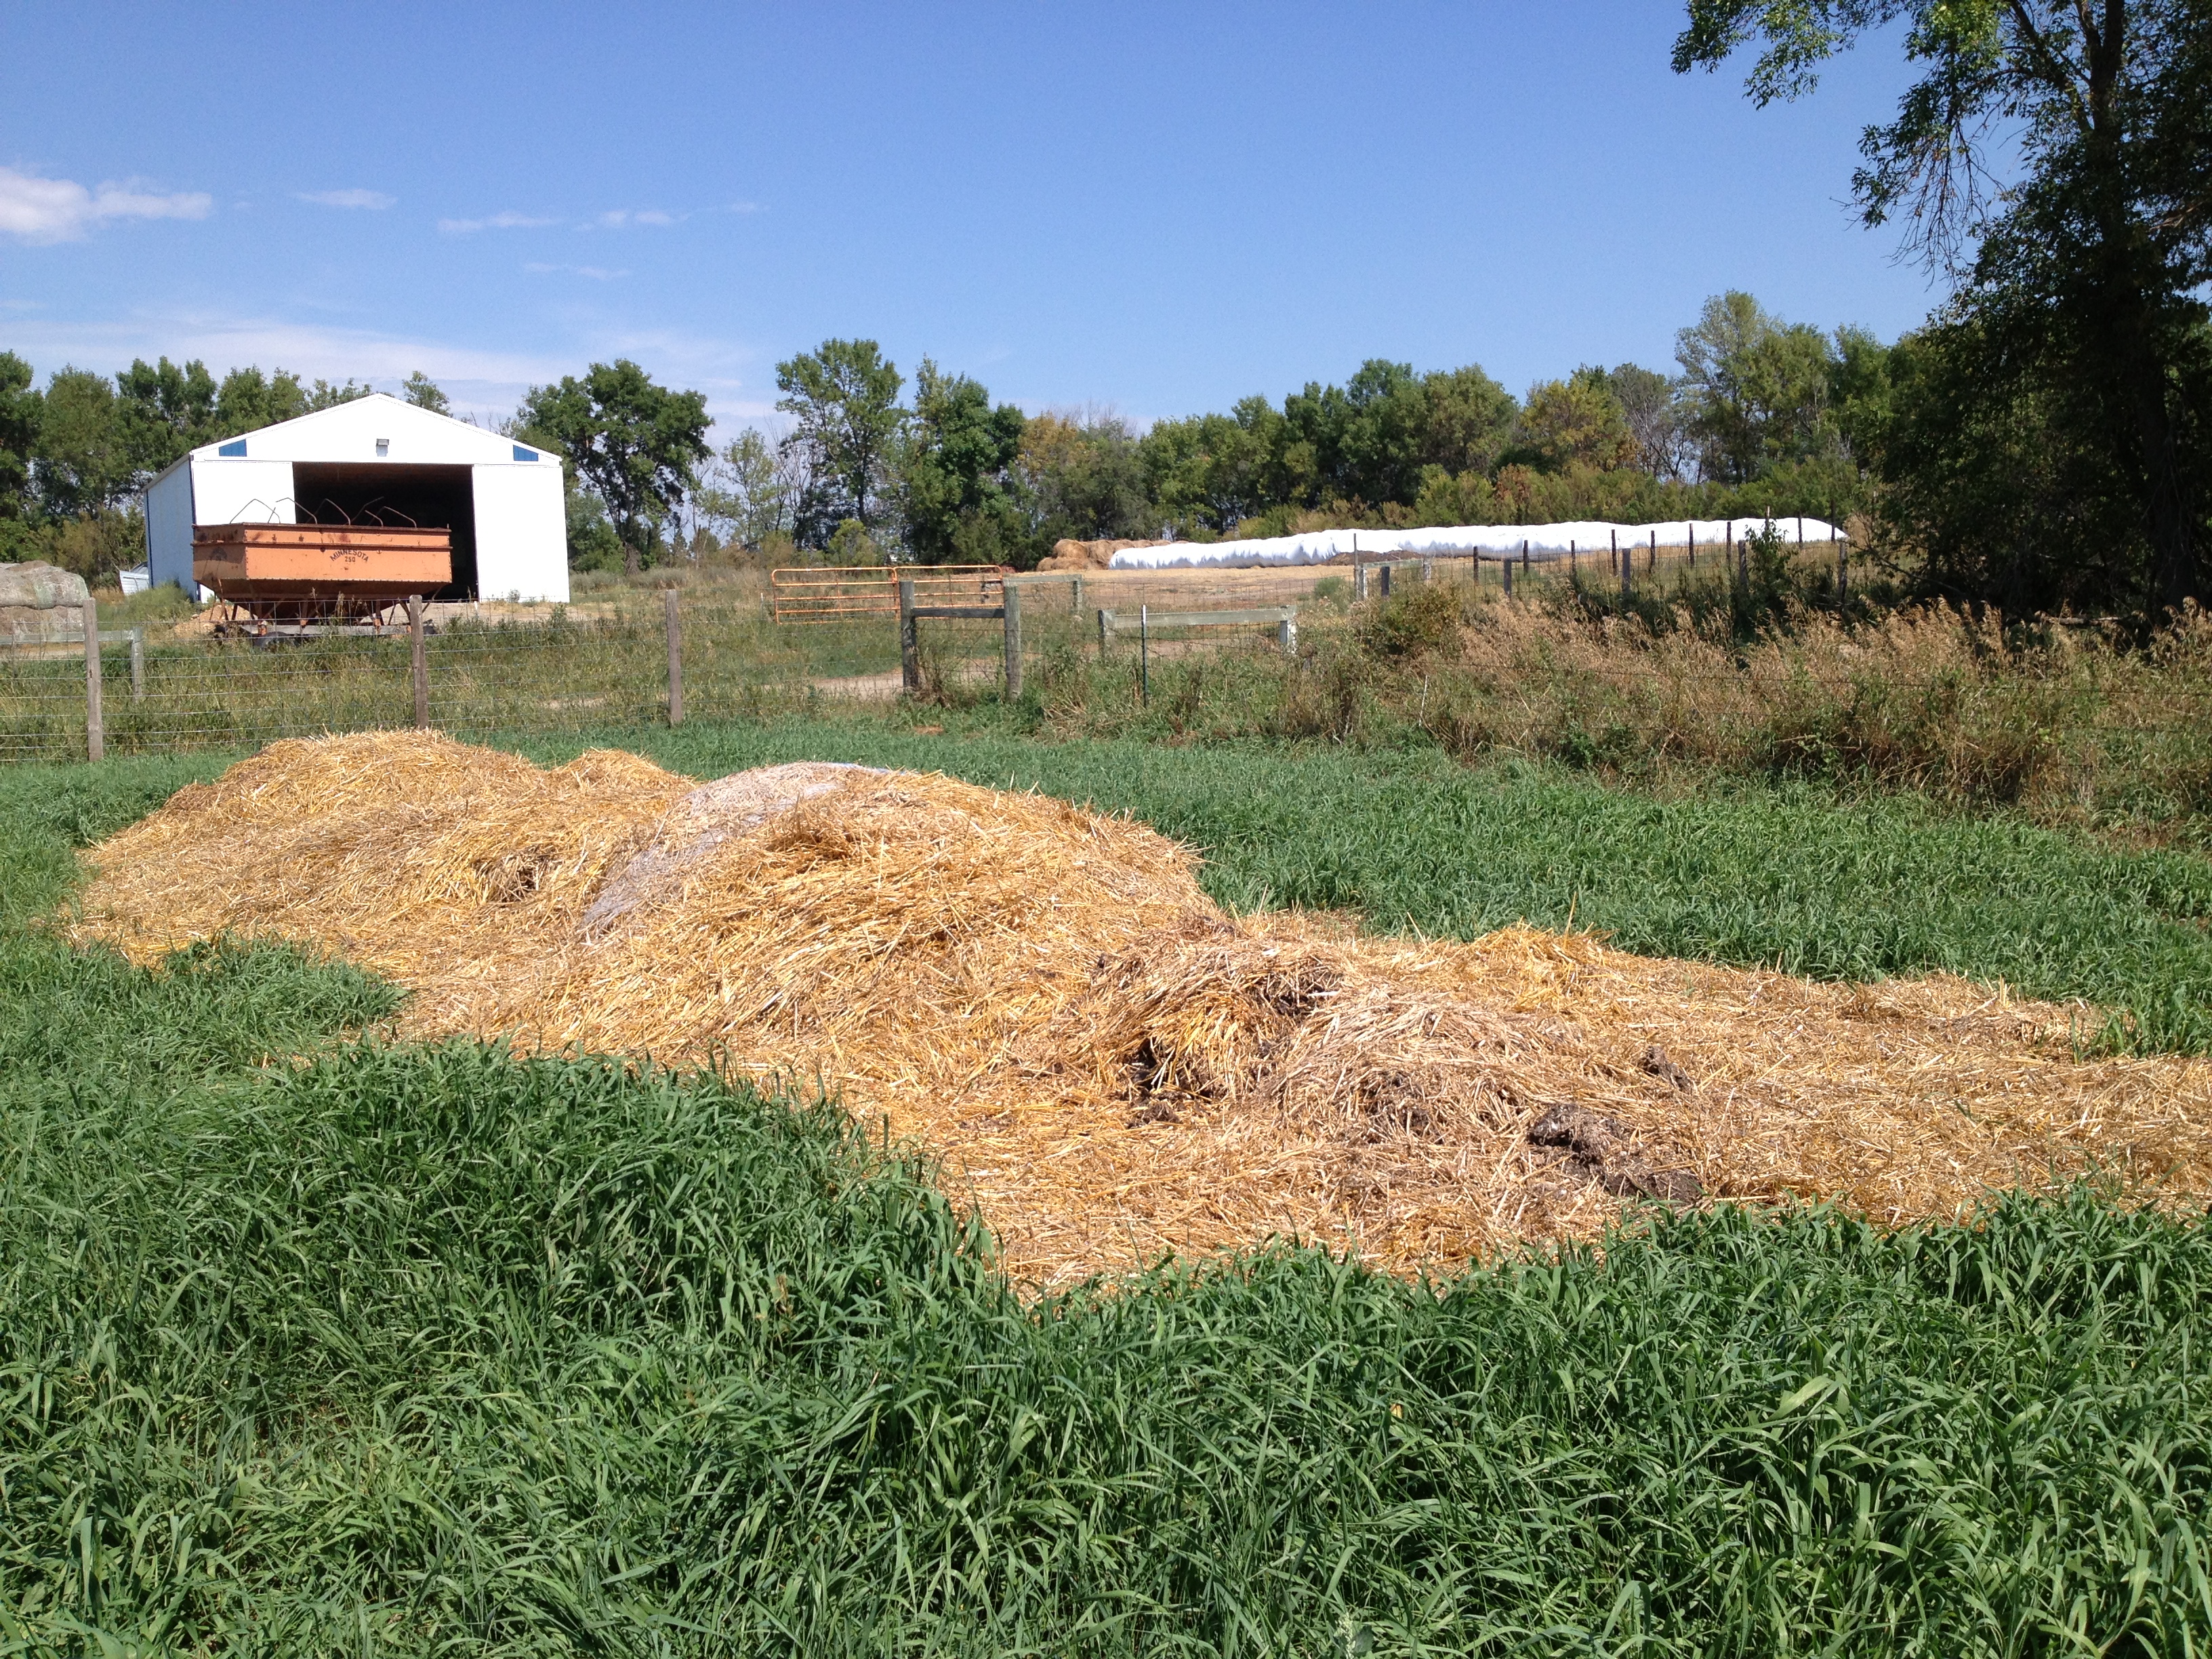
[622, 519, 641, 577]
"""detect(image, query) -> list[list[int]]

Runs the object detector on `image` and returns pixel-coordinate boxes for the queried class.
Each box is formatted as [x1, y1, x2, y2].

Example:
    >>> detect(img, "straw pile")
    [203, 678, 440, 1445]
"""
[71, 731, 2212, 1285]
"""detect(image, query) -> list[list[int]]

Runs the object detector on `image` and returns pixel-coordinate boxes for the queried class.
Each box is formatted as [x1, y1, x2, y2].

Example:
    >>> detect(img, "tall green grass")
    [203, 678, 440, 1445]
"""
[4, 738, 2211, 1651]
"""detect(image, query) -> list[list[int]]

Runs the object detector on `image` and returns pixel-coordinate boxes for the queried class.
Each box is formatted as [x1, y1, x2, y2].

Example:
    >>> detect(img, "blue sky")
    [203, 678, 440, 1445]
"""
[1, 2, 1940, 434]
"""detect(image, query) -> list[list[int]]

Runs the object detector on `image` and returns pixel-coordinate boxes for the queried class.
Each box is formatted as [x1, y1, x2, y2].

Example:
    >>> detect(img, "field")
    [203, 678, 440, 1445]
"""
[5, 716, 2212, 1652]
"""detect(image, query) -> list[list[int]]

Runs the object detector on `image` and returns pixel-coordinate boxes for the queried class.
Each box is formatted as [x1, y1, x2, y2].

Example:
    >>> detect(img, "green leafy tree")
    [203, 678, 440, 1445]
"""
[1517, 371, 1637, 472]
[1675, 292, 1841, 483]
[0, 352, 39, 554]
[775, 339, 905, 547]
[1140, 402, 1283, 537]
[31, 368, 130, 520]
[1417, 365, 1519, 478]
[519, 361, 713, 575]
[899, 360, 1027, 564]
[400, 371, 451, 415]
[1017, 412, 1153, 549]
[115, 357, 218, 484]
[1673, 0, 2212, 614]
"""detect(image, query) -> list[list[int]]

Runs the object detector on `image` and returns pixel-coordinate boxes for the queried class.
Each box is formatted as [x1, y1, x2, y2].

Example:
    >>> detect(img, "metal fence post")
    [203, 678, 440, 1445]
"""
[899, 576, 919, 693]
[129, 628, 145, 701]
[1522, 539, 1530, 581]
[1002, 579, 1023, 701]
[409, 594, 429, 729]
[82, 595, 103, 763]
[665, 587, 684, 726]
[1837, 531, 1848, 604]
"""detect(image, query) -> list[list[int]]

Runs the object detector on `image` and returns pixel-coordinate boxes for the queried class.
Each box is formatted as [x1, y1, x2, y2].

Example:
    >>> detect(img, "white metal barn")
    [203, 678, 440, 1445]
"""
[142, 393, 569, 604]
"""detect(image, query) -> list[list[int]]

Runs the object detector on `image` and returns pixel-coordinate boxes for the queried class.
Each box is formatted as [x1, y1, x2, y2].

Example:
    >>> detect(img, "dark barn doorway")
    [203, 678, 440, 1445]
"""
[292, 463, 479, 600]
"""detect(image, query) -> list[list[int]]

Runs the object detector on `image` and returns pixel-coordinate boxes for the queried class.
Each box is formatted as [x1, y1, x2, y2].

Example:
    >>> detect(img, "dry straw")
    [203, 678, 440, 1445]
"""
[71, 731, 2212, 1286]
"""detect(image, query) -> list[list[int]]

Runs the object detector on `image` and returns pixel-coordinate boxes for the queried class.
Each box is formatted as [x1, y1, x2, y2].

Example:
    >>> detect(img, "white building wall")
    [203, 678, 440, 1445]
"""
[143, 466, 197, 593]
[188, 458, 298, 529]
[470, 463, 570, 603]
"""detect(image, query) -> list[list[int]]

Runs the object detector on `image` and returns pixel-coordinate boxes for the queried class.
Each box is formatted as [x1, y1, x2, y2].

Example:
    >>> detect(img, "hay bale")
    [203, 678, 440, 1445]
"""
[1036, 537, 1168, 572]
[0, 560, 89, 644]
[71, 731, 2212, 1286]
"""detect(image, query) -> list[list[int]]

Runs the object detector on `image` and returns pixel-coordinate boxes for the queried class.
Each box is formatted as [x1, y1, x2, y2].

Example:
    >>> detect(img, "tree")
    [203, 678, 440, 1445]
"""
[518, 360, 712, 575]
[0, 352, 38, 553]
[1018, 411, 1153, 549]
[401, 371, 451, 415]
[1675, 292, 1840, 483]
[115, 357, 218, 485]
[1603, 363, 1690, 479]
[899, 360, 1027, 563]
[1517, 371, 1637, 472]
[1673, 0, 2212, 615]
[699, 428, 800, 554]
[32, 367, 130, 520]
[1418, 365, 1519, 478]
[775, 339, 904, 546]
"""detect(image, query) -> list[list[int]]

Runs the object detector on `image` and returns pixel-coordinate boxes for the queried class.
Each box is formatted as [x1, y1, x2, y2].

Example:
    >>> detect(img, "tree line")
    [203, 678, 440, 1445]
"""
[626, 289, 1893, 575]
[0, 294, 1885, 591]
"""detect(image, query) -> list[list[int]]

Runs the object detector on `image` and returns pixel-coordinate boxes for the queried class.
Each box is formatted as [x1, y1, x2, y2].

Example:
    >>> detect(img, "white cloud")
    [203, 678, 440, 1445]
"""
[0, 165, 211, 244]
[297, 188, 396, 210]
[594, 208, 678, 229]
[525, 262, 629, 281]
[438, 209, 558, 234]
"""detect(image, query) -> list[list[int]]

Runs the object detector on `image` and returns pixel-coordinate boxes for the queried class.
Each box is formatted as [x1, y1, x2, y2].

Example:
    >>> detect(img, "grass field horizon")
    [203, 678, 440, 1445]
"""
[18, 710, 2209, 1052]
[5, 717, 2211, 1651]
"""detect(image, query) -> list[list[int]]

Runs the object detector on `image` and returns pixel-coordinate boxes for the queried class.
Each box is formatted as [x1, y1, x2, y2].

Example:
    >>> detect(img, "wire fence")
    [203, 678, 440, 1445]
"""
[5, 553, 2209, 769]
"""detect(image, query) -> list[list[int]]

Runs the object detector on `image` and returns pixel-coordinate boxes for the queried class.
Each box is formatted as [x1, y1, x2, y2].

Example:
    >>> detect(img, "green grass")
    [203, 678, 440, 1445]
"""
[5, 729, 2212, 1652]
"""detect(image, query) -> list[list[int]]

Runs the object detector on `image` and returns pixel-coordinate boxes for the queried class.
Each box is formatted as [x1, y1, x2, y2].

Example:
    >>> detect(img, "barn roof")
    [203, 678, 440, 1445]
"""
[152, 392, 559, 480]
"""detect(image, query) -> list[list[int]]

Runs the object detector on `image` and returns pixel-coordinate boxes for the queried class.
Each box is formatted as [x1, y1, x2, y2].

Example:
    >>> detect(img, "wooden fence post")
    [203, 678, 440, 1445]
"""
[129, 628, 145, 701]
[1139, 604, 1149, 705]
[1687, 523, 1696, 569]
[1072, 575, 1084, 615]
[1277, 611, 1297, 654]
[899, 576, 919, 693]
[1354, 557, 1366, 601]
[1837, 531, 1848, 603]
[1502, 554, 1514, 598]
[1614, 529, 1628, 600]
[1002, 579, 1023, 701]
[1570, 539, 1577, 577]
[665, 587, 684, 726]
[1522, 539, 1530, 581]
[1097, 606, 1108, 657]
[1649, 529, 1657, 573]
[408, 594, 429, 729]
[82, 595, 103, 763]
[1379, 563, 1392, 599]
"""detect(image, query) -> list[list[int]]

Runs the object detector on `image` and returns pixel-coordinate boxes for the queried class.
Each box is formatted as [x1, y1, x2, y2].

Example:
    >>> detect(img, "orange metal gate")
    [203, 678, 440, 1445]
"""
[768, 565, 1006, 623]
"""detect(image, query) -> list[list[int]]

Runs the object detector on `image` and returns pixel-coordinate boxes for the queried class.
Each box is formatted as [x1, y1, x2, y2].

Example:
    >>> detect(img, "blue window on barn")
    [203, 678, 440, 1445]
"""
[512, 445, 538, 463]
[218, 439, 247, 457]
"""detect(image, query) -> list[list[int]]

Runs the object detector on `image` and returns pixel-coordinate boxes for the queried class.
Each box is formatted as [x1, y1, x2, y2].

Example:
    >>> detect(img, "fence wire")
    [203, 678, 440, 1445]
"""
[3, 571, 2209, 765]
